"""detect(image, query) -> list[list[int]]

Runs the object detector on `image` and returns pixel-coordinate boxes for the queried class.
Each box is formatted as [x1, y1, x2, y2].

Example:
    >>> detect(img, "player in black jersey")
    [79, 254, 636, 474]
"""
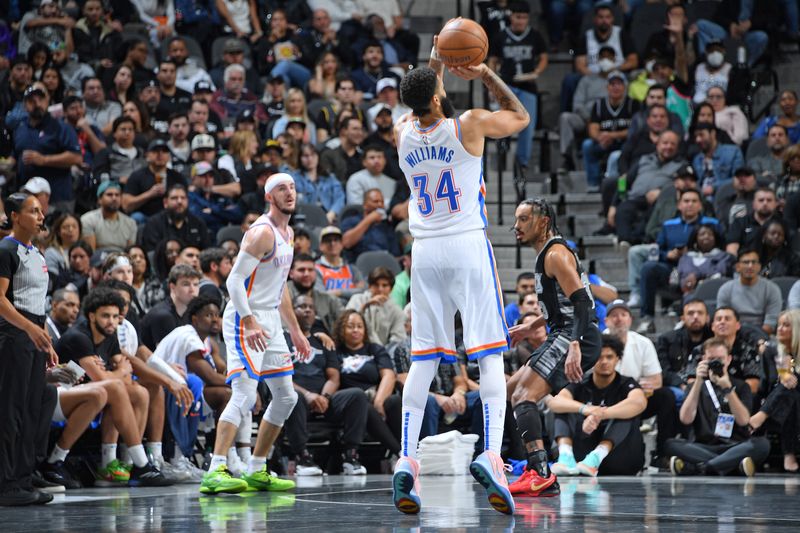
[505, 196, 602, 497]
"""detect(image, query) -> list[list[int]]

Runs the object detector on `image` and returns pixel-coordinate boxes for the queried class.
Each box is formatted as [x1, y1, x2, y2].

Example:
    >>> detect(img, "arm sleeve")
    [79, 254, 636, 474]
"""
[569, 288, 595, 342]
[225, 250, 262, 319]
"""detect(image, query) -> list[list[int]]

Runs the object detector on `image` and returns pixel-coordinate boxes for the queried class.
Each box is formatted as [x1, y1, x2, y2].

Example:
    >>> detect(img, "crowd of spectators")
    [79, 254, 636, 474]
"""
[1, 0, 800, 504]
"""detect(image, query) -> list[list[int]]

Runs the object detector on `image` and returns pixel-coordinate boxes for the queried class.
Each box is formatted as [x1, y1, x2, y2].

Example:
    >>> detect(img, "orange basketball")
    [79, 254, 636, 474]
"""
[437, 18, 488, 68]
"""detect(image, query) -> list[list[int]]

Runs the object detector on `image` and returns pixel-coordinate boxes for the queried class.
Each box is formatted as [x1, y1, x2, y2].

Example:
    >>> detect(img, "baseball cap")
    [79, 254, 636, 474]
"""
[90, 249, 110, 268]
[138, 78, 159, 91]
[374, 103, 392, 116]
[191, 133, 216, 151]
[286, 117, 306, 128]
[23, 85, 46, 100]
[147, 138, 170, 152]
[320, 226, 342, 240]
[223, 38, 245, 54]
[606, 299, 631, 315]
[194, 80, 213, 93]
[376, 77, 398, 93]
[192, 161, 214, 176]
[607, 71, 626, 84]
[22, 177, 51, 195]
[672, 164, 696, 180]
[263, 139, 281, 152]
[97, 180, 122, 198]
[236, 108, 255, 123]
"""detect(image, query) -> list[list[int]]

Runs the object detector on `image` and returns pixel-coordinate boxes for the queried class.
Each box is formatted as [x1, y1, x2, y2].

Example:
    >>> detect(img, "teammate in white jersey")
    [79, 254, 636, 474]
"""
[391, 34, 530, 516]
[200, 173, 312, 495]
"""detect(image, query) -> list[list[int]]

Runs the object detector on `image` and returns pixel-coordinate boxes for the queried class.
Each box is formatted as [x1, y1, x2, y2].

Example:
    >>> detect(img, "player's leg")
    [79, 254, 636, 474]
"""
[242, 374, 297, 491]
[41, 385, 107, 488]
[140, 379, 165, 466]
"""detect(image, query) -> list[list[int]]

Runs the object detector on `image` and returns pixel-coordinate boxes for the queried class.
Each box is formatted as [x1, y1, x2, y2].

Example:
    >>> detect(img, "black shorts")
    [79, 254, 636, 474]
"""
[526, 325, 601, 393]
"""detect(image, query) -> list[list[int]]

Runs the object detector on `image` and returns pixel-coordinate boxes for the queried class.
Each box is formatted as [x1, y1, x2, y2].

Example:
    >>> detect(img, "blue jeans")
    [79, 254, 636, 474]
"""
[560, 72, 583, 113]
[695, 19, 768, 66]
[511, 87, 538, 168]
[639, 260, 673, 318]
[582, 138, 621, 187]
[777, 0, 800, 36]
[422, 390, 483, 443]
[130, 211, 148, 225]
[271, 60, 312, 89]
[627, 244, 657, 298]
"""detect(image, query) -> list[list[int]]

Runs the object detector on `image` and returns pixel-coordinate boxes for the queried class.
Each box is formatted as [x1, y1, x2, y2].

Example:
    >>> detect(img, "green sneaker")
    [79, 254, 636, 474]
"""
[96, 459, 131, 486]
[241, 467, 295, 492]
[552, 452, 580, 476]
[200, 465, 249, 494]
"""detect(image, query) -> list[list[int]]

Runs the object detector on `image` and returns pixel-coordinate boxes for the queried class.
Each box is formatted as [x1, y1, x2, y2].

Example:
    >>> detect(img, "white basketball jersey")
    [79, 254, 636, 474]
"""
[240, 218, 293, 311]
[398, 117, 488, 238]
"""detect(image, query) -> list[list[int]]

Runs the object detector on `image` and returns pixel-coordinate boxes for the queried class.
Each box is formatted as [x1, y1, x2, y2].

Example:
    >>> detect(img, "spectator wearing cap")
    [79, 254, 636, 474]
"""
[748, 124, 789, 183]
[16, 0, 71, 55]
[693, 41, 732, 105]
[209, 63, 268, 127]
[367, 77, 411, 132]
[262, 75, 286, 119]
[187, 162, 243, 235]
[122, 138, 188, 223]
[612, 130, 685, 245]
[0, 57, 33, 116]
[72, 0, 122, 71]
[82, 77, 122, 137]
[234, 108, 258, 137]
[604, 299, 677, 467]
[692, 122, 745, 199]
[156, 58, 193, 119]
[315, 226, 365, 301]
[350, 41, 400, 101]
[714, 167, 759, 232]
[80, 181, 137, 251]
[13, 84, 82, 211]
[167, 113, 192, 177]
[365, 103, 403, 181]
[346, 145, 396, 209]
[137, 78, 168, 135]
[189, 133, 240, 198]
[165, 36, 215, 94]
[210, 38, 261, 96]
[294, 143, 345, 223]
[93, 116, 147, 185]
[62, 95, 107, 171]
[188, 97, 222, 138]
[141, 182, 211, 252]
[341, 188, 401, 262]
[20, 177, 52, 217]
[582, 71, 639, 190]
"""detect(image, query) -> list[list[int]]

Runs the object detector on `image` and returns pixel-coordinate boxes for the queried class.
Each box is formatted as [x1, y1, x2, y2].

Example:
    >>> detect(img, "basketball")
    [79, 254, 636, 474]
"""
[437, 18, 488, 68]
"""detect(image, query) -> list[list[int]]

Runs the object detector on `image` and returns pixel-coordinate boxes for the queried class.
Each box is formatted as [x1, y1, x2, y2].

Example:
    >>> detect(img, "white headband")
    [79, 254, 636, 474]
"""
[264, 172, 295, 195]
[105, 256, 131, 274]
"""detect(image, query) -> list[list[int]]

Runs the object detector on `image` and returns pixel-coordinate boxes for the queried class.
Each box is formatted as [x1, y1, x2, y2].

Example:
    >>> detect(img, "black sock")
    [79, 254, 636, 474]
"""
[513, 401, 549, 476]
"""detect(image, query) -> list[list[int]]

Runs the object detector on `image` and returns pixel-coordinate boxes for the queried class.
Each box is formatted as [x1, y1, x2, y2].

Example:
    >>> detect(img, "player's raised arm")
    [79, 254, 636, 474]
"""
[428, 34, 445, 79]
[449, 63, 530, 139]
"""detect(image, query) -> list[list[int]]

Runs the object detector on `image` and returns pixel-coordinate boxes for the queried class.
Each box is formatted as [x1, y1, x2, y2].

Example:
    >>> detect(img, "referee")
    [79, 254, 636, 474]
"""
[0, 192, 58, 506]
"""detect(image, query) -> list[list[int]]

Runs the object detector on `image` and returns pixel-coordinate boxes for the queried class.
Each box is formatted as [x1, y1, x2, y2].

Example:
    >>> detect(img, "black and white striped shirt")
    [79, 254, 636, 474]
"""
[0, 236, 49, 319]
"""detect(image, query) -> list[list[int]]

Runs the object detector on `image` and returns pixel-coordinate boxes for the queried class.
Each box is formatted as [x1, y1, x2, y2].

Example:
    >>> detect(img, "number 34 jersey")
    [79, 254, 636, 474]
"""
[398, 117, 488, 239]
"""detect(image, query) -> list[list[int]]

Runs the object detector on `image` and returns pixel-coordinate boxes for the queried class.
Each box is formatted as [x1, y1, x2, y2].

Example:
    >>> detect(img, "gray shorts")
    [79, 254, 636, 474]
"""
[526, 326, 601, 393]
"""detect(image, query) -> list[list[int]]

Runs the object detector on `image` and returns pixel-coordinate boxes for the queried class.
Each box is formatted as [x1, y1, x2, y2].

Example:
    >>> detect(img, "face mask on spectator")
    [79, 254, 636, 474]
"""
[707, 51, 724, 68]
[598, 59, 615, 73]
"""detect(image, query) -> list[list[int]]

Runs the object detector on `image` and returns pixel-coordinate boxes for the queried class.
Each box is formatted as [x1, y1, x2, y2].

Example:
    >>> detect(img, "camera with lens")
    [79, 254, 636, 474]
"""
[707, 359, 725, 377]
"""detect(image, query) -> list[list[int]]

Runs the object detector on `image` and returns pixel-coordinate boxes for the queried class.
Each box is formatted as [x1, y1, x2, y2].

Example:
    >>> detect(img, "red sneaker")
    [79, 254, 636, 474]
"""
[508, 467, 559, 497]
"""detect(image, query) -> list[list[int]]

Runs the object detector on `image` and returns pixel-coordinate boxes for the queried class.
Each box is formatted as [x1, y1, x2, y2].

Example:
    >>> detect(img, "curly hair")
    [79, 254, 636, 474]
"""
[399, 67, 438, 116]
[82, 287, 126, 319]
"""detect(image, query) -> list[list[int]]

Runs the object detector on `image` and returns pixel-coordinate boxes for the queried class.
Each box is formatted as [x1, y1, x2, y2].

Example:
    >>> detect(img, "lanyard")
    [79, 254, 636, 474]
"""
[704, 380, 722, 411]
[46, 316, 61, 340]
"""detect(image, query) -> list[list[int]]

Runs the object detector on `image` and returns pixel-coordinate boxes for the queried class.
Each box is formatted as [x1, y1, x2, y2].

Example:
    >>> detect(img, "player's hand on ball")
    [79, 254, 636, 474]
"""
[448, 64, 488, 80]
[565, 340, 583, 383]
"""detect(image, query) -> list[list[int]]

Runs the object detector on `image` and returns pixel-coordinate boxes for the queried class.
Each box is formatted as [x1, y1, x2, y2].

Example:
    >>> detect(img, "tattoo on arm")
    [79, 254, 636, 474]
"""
[481, 68, 529, 120]
[428, 55, 444, 78]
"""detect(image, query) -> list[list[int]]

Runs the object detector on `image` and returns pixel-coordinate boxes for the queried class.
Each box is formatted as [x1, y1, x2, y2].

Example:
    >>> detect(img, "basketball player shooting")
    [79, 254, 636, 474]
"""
[505, 197, 601, 497]
[391, 33, 530, 516]
[199, 173, 312, 495]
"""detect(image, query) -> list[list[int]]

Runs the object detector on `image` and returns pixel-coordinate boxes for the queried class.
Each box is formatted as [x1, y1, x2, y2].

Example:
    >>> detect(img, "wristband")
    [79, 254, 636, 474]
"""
[579, 404, 587, 415]
[322, 392, 332, 400]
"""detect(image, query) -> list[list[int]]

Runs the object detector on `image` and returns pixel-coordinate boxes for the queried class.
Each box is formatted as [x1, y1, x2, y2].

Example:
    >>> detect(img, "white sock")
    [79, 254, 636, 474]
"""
[400, 358, 439, 459]
[477, 354, 506, 454]
[48, 444, 69, 464]
[592, 444, 611, 462]
[128, 444, 149, 468]
[227, 447, 239, 464]
[209, 454, 227, 471]
[248, 456, 267, 475]
[101, 444, 117, 468]
[237, 446, 252, 463]
[146, 442, 163, 462]
[558, 442, 574, 458]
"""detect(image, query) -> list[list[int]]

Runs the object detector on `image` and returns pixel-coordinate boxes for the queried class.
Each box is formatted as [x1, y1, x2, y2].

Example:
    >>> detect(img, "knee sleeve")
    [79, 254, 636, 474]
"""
[514, 400, 543, 444]
[263, 376, 298, 427]
[219, 378, 258, 428]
